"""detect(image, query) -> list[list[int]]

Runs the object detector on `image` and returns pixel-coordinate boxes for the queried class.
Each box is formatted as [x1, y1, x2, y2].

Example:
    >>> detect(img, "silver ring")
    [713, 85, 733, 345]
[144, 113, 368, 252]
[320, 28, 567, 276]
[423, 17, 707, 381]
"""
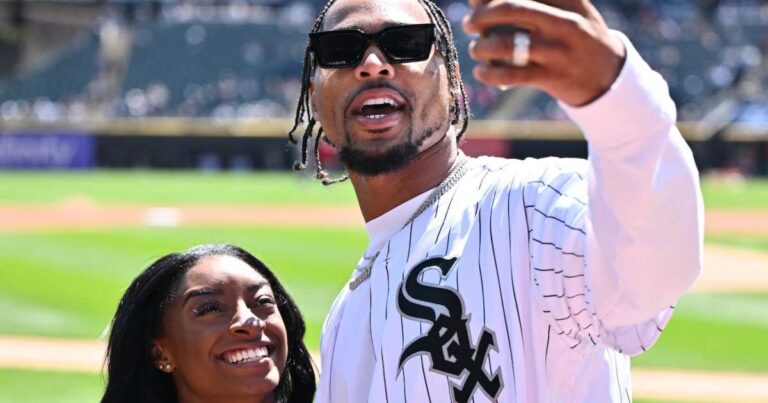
[511, 31, 531, 67]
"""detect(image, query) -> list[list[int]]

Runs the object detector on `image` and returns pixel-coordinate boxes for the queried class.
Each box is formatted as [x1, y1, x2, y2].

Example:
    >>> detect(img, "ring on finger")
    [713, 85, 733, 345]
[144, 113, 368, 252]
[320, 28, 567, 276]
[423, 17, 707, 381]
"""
[511, 31, 531, 67]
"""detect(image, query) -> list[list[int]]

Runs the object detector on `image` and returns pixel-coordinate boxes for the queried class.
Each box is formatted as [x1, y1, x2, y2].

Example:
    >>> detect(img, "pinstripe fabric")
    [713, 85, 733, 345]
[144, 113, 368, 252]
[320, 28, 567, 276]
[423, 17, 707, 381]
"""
[316, 156, 673, 403]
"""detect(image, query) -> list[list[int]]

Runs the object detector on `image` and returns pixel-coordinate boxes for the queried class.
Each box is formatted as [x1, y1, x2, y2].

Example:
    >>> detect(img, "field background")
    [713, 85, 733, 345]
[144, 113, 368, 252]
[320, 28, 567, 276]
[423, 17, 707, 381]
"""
[0, 171, 766, 402]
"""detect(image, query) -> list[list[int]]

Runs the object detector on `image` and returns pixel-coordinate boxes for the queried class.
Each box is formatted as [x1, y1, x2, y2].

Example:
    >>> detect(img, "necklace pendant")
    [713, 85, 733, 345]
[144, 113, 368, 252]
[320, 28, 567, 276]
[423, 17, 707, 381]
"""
[349, 266, 372, 290]
[349, 252, 379, 290]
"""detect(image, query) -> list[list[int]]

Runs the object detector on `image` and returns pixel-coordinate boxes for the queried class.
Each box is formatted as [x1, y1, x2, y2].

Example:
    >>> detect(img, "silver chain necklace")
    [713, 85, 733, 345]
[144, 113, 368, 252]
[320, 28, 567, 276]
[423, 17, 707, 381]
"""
[349, 154, 470, 290]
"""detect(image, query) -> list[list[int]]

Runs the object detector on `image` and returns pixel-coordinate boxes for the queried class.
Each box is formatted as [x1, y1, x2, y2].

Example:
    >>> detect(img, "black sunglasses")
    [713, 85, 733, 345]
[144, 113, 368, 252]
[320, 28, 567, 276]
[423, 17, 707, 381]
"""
[309, 23, 436, 68]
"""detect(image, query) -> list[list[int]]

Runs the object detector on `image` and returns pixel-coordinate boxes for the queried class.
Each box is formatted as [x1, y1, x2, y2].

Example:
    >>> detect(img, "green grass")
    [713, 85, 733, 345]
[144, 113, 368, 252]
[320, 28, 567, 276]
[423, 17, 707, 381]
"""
[0, 369, 103, 403]
[0, 171, 765, 209]
[0, 226, 367, 348]
[706, 234, 768, 253]
[701, 178, 768, 209]
[0, 171, 357, 206]
[633, 293, 768, 373]
[2, 290, 764, 403]
[0, 229, 766, 402]
[1, 226, 766, 374]
[0, 172, 765, 401]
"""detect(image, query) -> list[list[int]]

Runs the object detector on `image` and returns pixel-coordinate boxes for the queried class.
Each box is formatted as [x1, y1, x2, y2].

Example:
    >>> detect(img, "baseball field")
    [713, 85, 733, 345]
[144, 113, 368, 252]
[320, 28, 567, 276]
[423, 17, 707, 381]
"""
[0, 171, 766, 402]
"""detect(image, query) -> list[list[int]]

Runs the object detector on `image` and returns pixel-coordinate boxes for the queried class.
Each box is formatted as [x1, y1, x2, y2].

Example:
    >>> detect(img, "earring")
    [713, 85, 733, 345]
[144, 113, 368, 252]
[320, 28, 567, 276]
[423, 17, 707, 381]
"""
[159, 363, 173, 372]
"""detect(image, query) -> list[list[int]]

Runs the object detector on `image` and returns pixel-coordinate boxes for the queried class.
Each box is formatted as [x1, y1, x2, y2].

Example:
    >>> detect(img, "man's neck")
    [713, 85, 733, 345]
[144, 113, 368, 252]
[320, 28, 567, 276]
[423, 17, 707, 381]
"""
[349, 134, 458, 222]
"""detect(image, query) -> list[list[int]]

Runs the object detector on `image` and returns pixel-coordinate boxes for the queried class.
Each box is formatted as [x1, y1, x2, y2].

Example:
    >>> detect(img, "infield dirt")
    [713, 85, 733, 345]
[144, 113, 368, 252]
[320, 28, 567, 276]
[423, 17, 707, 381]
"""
[0, 201, 765, 234]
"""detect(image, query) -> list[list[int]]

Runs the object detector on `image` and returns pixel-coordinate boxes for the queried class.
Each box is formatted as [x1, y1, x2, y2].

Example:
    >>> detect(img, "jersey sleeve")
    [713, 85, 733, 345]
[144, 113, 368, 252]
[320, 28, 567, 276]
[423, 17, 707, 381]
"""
[522, 31, 703, 355]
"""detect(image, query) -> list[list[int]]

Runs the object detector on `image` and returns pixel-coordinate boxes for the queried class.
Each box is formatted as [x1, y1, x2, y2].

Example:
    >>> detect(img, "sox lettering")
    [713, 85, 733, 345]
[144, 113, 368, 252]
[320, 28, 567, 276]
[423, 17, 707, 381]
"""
[397, 257, 503, 403]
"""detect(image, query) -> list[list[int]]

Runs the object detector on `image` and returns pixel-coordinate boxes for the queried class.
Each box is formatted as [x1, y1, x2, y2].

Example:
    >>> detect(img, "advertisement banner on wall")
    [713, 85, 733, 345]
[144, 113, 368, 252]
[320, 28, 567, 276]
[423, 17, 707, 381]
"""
[0, 133, 95, 169]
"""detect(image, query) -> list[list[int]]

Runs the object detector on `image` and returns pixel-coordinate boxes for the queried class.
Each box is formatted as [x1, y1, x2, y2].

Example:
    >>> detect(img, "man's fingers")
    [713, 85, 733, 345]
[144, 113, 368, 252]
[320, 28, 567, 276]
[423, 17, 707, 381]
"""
[472, 63, 547, 87]
[468, 0, 486, 9]
[526, 0, 590, 13]
[468, 0, 589, 13]
[465, 0, 622, 105]
[469, 35, 564, 65]
[463, 0, 578, 35]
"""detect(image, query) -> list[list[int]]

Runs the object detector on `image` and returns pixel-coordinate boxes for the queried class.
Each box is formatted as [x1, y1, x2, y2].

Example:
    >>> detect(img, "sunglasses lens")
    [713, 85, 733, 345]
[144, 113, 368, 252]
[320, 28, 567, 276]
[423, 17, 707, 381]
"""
[381, 26, 433, 62]
[311, 25, 434, 68]
[315, 32, 365, 67]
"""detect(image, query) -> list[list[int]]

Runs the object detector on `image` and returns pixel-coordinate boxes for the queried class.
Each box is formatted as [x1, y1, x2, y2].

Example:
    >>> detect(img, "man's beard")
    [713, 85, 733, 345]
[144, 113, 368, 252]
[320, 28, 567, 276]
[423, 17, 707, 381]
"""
[338, 141, 418, 176]
[337, 125, 439, 176]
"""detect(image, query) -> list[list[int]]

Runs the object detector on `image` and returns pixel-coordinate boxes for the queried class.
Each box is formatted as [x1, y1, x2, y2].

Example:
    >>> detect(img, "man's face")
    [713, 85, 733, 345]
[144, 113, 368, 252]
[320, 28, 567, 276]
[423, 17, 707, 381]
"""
[310, 0, 454, 176]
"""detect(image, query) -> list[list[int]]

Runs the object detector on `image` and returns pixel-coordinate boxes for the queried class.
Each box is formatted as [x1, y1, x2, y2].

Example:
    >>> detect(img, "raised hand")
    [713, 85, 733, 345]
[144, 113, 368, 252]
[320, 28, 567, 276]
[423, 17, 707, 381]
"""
[463, 0, 626, 106]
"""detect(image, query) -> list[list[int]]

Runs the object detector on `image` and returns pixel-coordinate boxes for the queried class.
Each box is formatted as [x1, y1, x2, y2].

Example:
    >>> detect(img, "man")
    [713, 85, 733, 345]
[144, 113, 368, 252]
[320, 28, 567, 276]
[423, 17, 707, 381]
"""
[289, 0, 703, 401]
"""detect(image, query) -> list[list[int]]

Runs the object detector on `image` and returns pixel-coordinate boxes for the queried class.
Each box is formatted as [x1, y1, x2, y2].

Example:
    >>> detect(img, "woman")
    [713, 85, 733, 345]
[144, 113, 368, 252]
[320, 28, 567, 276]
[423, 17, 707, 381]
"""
[102, 244, 315, 403]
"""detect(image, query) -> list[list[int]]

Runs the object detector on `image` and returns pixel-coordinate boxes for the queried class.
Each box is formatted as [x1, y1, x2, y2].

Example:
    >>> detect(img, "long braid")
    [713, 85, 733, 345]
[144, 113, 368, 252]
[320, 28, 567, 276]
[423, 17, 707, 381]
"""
[314, 127, 325, 179]
[421, 4, 459, 120]
[292, 117, 315, 171]
[312, 127, 349, 185]
[289, 0, 470, 184]
[290, 0, 340, 141]
[419, 0, 471, 140]
[287, 50, 313, 144]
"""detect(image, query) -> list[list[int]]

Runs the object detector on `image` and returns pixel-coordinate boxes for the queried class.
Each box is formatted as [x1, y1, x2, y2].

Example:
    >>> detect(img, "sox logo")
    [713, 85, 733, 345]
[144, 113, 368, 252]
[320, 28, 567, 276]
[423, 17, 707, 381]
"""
[397, 257, 503, 403]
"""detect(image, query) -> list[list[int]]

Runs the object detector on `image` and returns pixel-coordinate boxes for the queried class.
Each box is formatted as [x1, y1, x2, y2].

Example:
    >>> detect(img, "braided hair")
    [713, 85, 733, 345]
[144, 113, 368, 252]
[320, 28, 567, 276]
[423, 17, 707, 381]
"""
[288, 0, 471, 185]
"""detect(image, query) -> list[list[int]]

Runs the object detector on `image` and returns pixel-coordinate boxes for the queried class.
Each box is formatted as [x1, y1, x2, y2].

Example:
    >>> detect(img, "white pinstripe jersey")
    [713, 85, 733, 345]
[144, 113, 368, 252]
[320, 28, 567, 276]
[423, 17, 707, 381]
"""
[314, 33, 702, 403]
[317, 157, 673, 403]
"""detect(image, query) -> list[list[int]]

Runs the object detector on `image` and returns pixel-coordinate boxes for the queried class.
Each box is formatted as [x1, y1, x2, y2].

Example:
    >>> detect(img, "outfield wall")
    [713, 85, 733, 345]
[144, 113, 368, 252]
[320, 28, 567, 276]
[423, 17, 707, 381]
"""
[1, 118, 767, 174]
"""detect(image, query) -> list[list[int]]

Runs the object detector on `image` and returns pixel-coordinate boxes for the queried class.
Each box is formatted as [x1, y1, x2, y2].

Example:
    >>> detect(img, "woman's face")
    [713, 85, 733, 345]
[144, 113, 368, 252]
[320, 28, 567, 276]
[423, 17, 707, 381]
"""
[153, 255, 288, 403]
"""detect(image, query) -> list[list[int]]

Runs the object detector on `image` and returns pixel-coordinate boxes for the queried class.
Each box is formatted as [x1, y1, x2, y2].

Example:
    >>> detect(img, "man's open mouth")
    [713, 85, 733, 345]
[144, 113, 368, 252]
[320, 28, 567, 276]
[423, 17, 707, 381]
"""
[355, 97, 406, 120]
[348, 88, 408, 131]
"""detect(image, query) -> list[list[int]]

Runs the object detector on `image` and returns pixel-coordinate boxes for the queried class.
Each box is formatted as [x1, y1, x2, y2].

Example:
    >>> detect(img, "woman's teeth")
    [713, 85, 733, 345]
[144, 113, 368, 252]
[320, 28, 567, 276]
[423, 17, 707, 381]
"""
[223, 347, 269, 364]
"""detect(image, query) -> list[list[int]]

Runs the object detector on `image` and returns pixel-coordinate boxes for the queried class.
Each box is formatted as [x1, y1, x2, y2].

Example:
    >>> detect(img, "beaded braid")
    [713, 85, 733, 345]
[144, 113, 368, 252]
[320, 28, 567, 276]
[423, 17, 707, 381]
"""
[420, 0, 471, 138]
[313, 127, 349, 185]
[289, 0, 470, 185]
[288, 0, 344, 184]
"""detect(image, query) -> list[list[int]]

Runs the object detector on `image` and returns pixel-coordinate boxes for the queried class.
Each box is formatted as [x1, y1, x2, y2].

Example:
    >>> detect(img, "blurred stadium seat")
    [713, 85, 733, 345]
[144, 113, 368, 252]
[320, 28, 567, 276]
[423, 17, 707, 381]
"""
[0, 0, 765, 173]
[118, 22, 306, 118]
[0, 0, 764, 123]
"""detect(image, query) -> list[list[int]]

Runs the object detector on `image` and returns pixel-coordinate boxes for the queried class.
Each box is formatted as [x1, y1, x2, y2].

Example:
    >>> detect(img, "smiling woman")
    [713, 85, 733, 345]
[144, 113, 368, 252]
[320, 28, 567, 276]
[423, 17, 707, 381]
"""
[101, 244, 316, 403]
